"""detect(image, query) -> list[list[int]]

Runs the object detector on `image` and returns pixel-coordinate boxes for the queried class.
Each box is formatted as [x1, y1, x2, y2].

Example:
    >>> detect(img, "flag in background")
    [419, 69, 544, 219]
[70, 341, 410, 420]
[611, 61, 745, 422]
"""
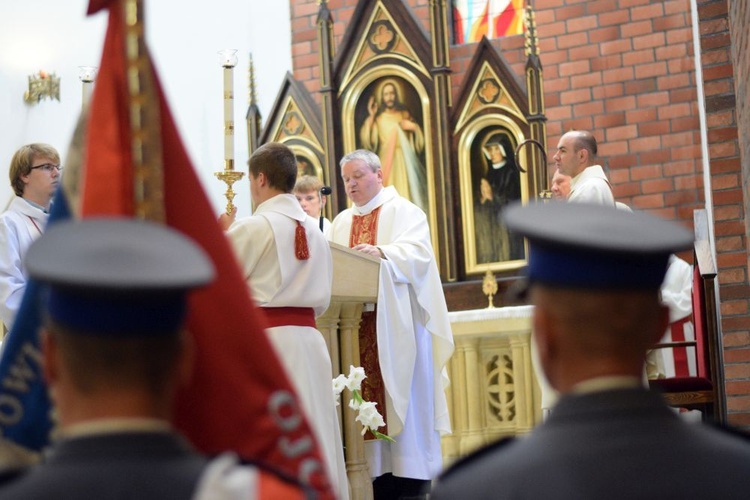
[453, 0, 525, 44]
[0, 0, 333, 497]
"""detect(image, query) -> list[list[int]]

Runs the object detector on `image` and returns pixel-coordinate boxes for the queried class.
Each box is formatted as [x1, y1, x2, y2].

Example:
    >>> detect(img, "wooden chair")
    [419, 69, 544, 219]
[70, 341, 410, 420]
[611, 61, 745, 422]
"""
[648, 209, 726, 423]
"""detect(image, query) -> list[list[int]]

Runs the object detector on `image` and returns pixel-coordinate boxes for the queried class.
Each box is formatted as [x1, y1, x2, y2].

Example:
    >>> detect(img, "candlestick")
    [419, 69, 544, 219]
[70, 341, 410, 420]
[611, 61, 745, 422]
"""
[215, 49, 243, 214]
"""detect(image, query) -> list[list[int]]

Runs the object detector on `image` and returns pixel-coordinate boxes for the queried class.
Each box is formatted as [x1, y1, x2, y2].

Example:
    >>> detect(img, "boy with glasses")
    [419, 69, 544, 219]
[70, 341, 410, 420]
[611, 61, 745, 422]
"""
[0, 143, 61, 333]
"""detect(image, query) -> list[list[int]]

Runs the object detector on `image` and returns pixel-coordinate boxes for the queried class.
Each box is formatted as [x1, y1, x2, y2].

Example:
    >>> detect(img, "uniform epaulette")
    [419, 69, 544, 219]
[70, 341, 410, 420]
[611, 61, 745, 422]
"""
[436, 436, 517, 481]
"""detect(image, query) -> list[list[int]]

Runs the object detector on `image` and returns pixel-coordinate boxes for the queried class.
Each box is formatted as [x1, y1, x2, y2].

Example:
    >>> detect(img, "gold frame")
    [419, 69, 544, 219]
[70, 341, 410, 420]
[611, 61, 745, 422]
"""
[459, 115, 529, 274]
[340, 65, 439, 258]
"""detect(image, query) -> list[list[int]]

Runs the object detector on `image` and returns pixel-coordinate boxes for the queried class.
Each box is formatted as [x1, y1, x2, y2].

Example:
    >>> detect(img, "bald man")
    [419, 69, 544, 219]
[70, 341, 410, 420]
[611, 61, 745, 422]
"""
[552, 130, 614, 205]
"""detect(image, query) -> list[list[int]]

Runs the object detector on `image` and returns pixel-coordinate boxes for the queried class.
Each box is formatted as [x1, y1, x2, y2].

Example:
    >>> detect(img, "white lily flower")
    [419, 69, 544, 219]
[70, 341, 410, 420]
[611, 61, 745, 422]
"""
[346, 365, 366, 391]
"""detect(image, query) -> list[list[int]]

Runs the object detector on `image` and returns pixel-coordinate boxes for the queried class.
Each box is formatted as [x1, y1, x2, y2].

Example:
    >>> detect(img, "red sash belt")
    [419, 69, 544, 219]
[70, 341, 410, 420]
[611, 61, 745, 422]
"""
[262, 307, 316, 328]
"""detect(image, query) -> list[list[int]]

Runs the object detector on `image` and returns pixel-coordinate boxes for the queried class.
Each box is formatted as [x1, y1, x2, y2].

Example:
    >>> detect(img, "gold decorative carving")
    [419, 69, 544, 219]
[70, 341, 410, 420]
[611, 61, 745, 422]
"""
[455, 62, 527, 132]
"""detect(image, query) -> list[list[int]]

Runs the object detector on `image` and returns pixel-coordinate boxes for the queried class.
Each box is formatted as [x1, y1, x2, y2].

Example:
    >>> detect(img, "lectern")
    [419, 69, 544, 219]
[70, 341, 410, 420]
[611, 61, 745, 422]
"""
[317, 241, 380, 500]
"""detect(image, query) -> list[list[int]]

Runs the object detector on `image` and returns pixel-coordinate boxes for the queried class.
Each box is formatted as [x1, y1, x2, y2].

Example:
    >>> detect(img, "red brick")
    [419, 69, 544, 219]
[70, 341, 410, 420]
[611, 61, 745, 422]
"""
[674, 174, 702, 189]
[708, 127, 740, 142]
[589, 26, 621, 44]
[598, 140, 628, 156]
[671, 116, 700, 132]
[568, 44, 600, 60]
[669, 144, 701, 160]
[599, 9, 630, 26]
[573, 100, 605, 116]
[639, 149, 671, 165]
[594, 112, 626, 128]
[631, 164, 664, 180]
[606, 124, 638, 141]
[663, 160, 697, 176]
[566, 15, 599, 33]
[724, 331, 750, 348]
[701, 32, 731, 50]
[712, 188, 745, 205]
[665, 190, 700, 206]
[587, 0, 618, 15]
[621, 20, 656, 38]
[655, 43, 688, 61]
[670, 87, 698, 103]
[712, 173, 740, 190]
[703, 63, 735, 81]
[668, 56, 695, 73]
[558, 32, 590, 49]
[626, 107, 658, 123]
[704, 79, 734, 97]
[631, 193, 665, 209]
[653, 13, 689, 31]
[642, 178, 675, 194]
[593, 83, 625, 100]
[636, 91, 670, 108]
[612, 181, 642, 197]
[602, 67, 635, 84]
[623, 49, 656, 67]
[635, 61, 668, 79]
[556, 4, 587, 21]
[638, 121, 670, 137]
[546, 106, 573, 121]
[560, 88, 592, 104]
[702, 48, 730, 65]
[591, 54, 623, 72]
[698, 0, 729, 19]
[719, 253, 750, 268]
[716, 236, 744, 252]
[629, 135, 663, 152]
[726, 395, 750, 412]
[658, 103, 692, 120]
[571, 72, 603, 88]
[604, 95, 636, 112]
[663, 131, 697, 148]
[634, 32, 667, 51]
[715, 220, 747, 237]
[706, 110, 736, 128]
[657, 73, 690, 90]
[600, 39, 632, 55]
[711, 157, 742, 174]
[667, 27, 693, 44]
[700, 18, 729, 36]
[559, 60, 591, 76]
[709, 141, 738, 159]
[624, 78, 657, 95]
[609, 154, 639, 170]
[713, 205, 742, 221]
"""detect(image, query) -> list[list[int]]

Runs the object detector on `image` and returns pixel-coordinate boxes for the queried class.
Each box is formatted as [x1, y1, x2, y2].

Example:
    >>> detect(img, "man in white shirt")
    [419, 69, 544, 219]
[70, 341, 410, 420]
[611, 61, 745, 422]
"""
[553, 131, 614, 205]
[0, 143, 60, 333]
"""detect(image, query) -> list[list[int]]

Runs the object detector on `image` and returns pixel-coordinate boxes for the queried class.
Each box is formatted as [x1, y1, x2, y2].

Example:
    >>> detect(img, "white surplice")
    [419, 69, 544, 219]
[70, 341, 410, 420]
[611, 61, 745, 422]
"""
[329, 186, 454, 480]
[226, 194, 348, 499]
[568, 165, 615, 206]
[0, 196, 48, 331]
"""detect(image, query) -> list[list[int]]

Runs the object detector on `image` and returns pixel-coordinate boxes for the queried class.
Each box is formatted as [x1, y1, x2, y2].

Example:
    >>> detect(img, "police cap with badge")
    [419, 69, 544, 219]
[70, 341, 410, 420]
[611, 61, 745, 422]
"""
[26, 218, 215, 335]
[503, 201, 694, 291]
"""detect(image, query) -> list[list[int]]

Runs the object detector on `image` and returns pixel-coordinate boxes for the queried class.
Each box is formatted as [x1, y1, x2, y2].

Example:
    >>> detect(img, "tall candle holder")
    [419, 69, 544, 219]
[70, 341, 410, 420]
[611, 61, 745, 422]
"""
[214, 49, 244, 215]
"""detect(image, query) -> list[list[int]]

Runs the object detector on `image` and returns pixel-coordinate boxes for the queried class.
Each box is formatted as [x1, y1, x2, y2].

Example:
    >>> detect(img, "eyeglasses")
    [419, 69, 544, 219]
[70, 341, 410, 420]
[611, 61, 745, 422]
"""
[31, 163, 62, 173]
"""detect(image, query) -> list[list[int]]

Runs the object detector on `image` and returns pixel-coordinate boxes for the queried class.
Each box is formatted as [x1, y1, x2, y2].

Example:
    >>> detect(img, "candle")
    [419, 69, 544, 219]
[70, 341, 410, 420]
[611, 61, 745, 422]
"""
[218, 50, 238, 169]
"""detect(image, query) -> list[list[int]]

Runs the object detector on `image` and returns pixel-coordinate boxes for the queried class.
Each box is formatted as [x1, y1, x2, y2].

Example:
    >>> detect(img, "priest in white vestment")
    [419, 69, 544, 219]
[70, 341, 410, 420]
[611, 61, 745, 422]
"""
[221, 143, 349, 499]
[328, 149, 454, 499]
[553, 130, 614, 205]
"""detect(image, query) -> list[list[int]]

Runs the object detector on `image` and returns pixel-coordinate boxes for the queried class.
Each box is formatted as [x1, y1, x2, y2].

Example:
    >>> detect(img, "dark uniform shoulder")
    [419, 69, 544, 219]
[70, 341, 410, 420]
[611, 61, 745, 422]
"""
[0, 467, 28, 488]
[437, 436, 517, 482]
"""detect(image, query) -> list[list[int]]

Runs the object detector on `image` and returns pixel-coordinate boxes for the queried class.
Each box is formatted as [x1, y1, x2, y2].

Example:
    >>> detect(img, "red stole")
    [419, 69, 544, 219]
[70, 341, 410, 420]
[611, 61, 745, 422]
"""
[349, 207, 388, 439]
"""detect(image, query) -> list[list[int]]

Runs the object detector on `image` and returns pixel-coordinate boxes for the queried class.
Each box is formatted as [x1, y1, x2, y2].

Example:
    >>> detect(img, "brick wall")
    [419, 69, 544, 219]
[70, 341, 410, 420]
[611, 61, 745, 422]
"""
[714, 0, 750, 426]
[288, 0, 750, 425]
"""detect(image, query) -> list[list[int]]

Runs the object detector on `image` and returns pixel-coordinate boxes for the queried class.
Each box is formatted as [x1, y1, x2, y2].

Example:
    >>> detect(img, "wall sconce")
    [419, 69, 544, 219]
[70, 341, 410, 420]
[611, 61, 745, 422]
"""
[24, 71, 61, 104]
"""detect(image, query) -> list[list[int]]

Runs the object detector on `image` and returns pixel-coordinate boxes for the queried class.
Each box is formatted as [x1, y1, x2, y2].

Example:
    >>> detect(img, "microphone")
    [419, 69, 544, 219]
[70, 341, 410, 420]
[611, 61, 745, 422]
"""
[319, 186, 332, 232]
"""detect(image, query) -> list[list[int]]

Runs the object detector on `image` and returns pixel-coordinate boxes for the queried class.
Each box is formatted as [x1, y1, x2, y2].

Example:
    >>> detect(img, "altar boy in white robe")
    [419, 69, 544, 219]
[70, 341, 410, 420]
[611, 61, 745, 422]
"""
[220, 142, 349, 499]
[328, 149, 454, 499]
